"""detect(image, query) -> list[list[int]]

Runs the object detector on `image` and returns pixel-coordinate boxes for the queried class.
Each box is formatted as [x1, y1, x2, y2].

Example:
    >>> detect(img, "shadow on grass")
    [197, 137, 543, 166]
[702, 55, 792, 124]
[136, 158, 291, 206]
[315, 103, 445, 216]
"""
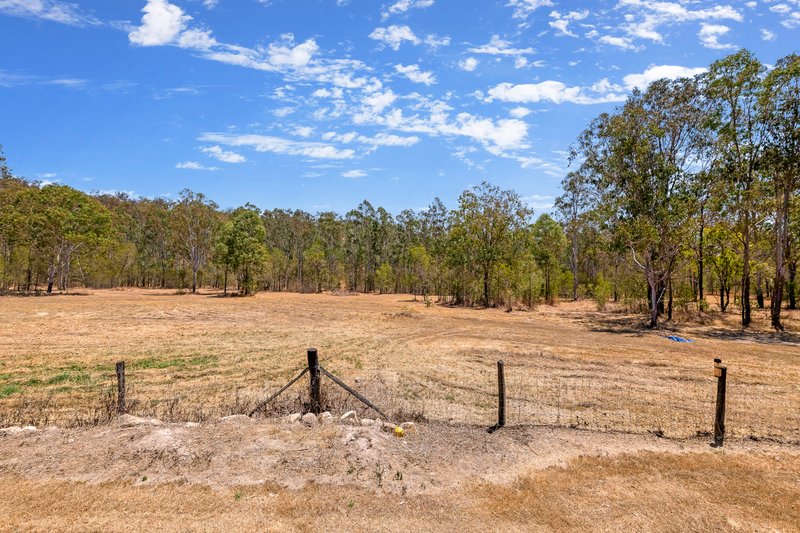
[584, 314, 649, 336]
[696, 328, 800, 346]
[0, 291, 90, 297]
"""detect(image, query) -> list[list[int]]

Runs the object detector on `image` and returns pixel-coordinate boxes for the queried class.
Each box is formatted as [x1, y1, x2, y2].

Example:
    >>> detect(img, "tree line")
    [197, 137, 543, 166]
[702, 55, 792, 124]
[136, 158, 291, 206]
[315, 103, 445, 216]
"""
[0, 50, 797, 330]
[566, 50, 798, 330]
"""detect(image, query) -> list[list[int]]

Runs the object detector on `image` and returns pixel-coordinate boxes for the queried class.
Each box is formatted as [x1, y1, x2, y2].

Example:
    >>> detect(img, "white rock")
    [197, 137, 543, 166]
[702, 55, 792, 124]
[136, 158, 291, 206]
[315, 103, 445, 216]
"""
[0, 426, 23, 436]
[400, 422, 418, 434]
[302, 413, 319, 426]
[319, 412, 333, 425]
[373, 419, 384, 429]
[184, 422, 200, 428]
[286, 413, 302, 424]
[360, 418, 375, 426]
[22, 426, 37, 432]
[340, 411, 358, 424]
[118, 414, 163, 428]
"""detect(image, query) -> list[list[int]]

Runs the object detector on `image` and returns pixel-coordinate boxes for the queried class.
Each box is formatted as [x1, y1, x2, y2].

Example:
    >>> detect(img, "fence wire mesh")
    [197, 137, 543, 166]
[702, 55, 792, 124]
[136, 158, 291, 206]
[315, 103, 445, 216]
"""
[1, 357, 797, 444]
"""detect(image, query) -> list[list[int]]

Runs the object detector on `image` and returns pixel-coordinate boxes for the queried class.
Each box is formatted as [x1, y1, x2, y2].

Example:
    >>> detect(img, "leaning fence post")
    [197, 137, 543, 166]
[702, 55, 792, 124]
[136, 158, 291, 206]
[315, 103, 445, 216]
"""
[307, 348, 321, 414]
[497, 360, 506, 428]
[116, 361, 126, 414]
[712, 358, 727, 447]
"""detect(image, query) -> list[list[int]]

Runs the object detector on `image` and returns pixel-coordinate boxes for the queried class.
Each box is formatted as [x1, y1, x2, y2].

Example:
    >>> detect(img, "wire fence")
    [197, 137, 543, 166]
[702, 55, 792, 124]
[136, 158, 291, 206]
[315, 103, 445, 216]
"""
[1, 356, 798, 444]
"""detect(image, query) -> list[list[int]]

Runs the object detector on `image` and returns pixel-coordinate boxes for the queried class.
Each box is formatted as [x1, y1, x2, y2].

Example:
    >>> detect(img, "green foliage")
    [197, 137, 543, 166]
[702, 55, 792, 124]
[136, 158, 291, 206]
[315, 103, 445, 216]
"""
[449, 182, 532, 307]
[216, 205, 267, 295]
[0, 50, 797, 330]
[531, 213, 567, 303]
[592, 273, 613, 311]
[375, 261, 394, 294]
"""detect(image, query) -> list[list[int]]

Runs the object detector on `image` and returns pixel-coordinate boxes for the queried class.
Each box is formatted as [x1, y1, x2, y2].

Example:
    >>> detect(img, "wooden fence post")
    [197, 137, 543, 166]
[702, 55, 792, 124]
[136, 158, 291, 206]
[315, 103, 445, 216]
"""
[307, 348, 321, 414]
[713, 358, 727, 447]
[116, 361, 126, 414]
[497, 360, 506, 428]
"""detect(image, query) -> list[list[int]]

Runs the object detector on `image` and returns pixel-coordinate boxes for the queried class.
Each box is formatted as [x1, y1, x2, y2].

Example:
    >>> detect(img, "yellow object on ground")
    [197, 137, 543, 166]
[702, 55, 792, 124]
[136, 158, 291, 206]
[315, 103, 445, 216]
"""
[393, 426, 405, 438]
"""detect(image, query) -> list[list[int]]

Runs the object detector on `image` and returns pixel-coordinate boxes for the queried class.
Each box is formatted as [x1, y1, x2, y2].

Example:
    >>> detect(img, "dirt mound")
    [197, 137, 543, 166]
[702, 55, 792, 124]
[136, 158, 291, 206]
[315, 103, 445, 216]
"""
[2, 418, 796, 496]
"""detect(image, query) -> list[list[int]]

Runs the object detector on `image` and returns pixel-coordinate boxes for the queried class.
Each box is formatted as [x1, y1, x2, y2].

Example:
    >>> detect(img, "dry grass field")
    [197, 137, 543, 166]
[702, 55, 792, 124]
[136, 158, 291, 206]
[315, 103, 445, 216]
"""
[1, 289, 799, 531]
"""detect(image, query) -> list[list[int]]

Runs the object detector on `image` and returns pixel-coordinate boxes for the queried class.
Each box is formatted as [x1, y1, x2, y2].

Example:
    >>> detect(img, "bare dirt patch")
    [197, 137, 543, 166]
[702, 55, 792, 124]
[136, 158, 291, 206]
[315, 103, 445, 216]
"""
[0, 418, 798, 531]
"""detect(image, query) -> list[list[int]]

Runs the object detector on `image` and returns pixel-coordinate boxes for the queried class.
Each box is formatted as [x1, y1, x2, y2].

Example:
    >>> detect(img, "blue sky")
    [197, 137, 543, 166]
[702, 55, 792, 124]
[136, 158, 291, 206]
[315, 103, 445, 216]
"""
[0, 0, 797, 214]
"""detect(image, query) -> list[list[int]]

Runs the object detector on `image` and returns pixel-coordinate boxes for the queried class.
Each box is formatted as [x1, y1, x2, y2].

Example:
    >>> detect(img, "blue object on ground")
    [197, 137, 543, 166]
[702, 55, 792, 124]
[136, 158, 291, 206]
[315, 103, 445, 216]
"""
[666, 335, 693, 343]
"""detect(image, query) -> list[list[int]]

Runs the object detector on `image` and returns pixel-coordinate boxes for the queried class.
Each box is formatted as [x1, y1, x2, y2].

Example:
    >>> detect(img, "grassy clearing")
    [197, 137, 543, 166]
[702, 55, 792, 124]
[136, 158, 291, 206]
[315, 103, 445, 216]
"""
[0, 289, 798, 438]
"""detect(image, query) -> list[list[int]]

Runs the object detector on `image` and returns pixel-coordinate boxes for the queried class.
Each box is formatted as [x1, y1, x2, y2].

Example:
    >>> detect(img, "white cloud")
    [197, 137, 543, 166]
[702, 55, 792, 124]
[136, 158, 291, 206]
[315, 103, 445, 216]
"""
[485, 80, 626, 105]
[382, 0, 434, 20]
[395, 63, 436, 85]
[548, 10, 588, 37]
[176, 161, 220, 171]
[322, 131, 359, 143]
[358, 132, 420, 147]
[506, 0, 554, 19]
[292, 126, 315, 138]
[510, 107, 531, 118]
[776, 6, 800, 28]
[203, 0, 219, 8]
[622, 64, 707, 90]
[468, 35, 534, 56]
[698, 23, 735, 49]
[177, 28, 217, 50]
[616, 0, 742, 44]
[129, 0, 191, 46]
[448, 114, 529, 151]
[459, 57, 479, 71]
[369, 25, 420, 50]
[201, 145, 247, 163]
[45, 78, 88, 87]
[0, 0, 100, 26]
[360, 89, 398, 115]
[199, 133, 356, 160]
[522, 194, 555, 209]
[267, 34, 319, 67]
[599, 35, 638, 50]
[342, 169, 367, 178]
[129, 3, 329, 80]
[312, 87, 344, 99]
[424, 34, 451, 48]
[760, 28, 776, 41]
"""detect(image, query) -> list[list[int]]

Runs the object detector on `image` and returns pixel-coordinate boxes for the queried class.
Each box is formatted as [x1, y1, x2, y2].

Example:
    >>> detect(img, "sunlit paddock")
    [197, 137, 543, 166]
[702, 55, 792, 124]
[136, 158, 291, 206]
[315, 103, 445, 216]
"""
[1, 289, 798, 442]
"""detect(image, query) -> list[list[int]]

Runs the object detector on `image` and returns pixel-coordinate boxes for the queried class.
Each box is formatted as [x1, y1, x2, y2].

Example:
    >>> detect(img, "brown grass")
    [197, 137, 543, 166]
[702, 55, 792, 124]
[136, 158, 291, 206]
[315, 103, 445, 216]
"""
[0, 289, 798, 440]
[2, 450, 798, 532]
[1, 290, 799, 531]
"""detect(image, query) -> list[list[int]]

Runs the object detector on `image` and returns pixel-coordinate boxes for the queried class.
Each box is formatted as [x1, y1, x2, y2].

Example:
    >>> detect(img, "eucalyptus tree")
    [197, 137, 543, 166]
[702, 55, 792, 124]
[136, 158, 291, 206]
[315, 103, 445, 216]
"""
[531, 213, 567, 303]
[345, 201, 377, 292]
[449, 182, 532, 307]
[316, 211, 345, 289]
[174, 189, 219, 293]
[421, 198, 449, 298]
[759, 53, 800, 330]
[287, 209, 315, 291]
[707, 222, 742, 312]
[555, 171, 593, 300]
[25, 184, 113, 293]
[0, 170, 32, 290]
[215, 205, 267, 295]
[704, 50, 767, 326]
[578, 76, 706, 327]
